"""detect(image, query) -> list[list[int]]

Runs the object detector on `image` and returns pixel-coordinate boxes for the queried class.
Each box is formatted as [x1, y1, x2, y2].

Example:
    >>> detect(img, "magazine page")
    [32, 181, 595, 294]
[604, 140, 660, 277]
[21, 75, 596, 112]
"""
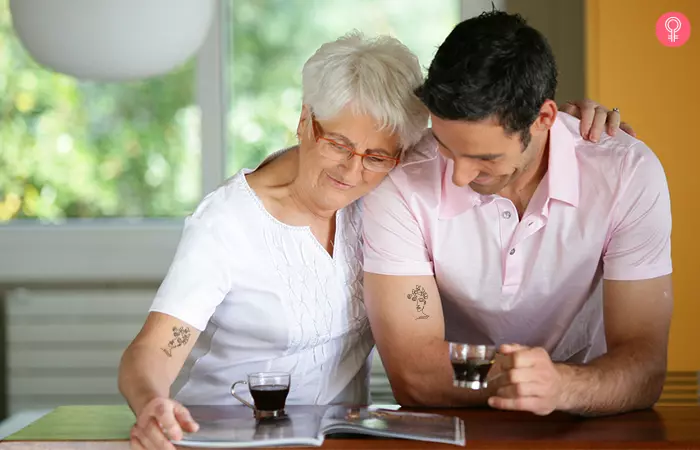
[174, 405, 328, 448]
[321, 406, 466, 446]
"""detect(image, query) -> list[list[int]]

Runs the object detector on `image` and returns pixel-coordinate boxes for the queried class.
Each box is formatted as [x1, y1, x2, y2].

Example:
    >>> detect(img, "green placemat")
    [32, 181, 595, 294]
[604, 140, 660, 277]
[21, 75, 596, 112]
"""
[5, 405, 135, 441]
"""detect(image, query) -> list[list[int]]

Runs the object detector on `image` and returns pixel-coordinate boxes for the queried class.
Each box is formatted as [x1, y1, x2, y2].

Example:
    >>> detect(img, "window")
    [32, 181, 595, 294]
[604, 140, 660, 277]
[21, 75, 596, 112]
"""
[0, 0, 201, 222]
[1, 0, 466, 283]
[227, 0, 460, 174]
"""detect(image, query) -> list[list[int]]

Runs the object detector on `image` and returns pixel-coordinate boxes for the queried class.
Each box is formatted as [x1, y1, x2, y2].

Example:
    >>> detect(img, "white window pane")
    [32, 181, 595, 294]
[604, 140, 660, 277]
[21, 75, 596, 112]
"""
[0, 0, 201, 222]
[227, 0, 460, 174]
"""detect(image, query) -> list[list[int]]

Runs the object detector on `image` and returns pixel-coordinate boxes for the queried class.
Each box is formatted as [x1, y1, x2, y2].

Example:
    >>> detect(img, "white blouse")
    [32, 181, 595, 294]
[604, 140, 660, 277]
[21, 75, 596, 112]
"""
[149, 169, 373, 406]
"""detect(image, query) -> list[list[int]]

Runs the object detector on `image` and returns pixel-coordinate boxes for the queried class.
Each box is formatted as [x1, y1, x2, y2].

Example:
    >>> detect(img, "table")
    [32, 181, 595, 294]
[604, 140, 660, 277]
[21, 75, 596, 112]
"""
[1, 406, 698, 449]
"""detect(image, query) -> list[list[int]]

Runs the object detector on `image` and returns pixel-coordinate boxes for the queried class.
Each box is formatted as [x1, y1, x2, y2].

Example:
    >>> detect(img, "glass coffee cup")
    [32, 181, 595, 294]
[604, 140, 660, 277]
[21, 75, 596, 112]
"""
[231, 372, 291, 419]
[448, 342, 497, 390]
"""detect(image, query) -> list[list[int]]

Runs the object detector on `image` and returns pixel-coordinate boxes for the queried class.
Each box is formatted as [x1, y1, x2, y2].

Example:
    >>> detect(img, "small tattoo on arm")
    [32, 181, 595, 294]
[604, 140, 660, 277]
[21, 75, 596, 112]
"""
[407, 285, 430, 320]
[161, 326, 191, 357]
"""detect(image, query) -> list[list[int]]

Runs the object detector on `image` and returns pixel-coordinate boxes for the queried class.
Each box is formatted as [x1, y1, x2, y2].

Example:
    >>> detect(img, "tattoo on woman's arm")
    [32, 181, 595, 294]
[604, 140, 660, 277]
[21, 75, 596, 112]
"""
[407, 285, 430, 320]
[161, 326, 191, 357]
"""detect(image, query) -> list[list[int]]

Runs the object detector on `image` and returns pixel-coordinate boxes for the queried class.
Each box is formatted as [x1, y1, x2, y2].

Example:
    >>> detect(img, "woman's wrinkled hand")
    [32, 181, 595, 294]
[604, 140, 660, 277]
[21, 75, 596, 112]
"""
[560, 99, 636, 142]
[130, 397, 199, 450]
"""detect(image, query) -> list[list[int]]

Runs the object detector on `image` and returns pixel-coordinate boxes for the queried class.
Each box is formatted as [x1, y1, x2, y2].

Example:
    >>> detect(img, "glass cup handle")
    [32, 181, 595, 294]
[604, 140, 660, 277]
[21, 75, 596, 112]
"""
[230, 380, 255, 410]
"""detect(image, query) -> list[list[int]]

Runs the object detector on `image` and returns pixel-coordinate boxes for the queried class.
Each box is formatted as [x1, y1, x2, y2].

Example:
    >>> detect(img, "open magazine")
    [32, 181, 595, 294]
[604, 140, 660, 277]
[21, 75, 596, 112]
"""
[174, 404, 466, 448]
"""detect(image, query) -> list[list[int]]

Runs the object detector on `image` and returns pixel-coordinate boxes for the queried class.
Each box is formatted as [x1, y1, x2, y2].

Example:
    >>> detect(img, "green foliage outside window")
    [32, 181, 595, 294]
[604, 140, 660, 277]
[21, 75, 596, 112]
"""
[0, 0, 457, 222]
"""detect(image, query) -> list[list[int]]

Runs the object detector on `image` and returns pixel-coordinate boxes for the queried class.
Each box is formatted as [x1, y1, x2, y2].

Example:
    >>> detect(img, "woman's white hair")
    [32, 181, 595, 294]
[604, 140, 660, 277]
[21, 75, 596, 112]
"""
[302, 31, 428, 151]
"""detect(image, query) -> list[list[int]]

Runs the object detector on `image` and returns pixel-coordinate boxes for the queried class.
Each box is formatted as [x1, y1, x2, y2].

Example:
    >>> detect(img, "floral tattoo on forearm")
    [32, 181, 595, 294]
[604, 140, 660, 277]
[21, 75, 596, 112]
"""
[408, 285, 429, 320]
[161, 326, 191, 357]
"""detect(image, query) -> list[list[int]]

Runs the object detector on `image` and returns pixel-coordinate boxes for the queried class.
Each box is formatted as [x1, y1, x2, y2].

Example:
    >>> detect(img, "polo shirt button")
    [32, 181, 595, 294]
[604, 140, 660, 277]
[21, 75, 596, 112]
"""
[502, 211, 512, 219]
[509, 248, 516, 255]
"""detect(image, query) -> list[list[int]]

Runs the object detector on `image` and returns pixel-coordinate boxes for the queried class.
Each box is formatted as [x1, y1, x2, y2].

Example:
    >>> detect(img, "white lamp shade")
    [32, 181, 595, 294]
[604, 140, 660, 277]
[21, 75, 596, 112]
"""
[9, 0, 215, 81]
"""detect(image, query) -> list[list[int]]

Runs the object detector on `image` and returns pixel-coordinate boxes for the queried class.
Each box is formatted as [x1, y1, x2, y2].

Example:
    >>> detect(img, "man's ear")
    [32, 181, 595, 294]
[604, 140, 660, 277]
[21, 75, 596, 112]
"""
[530, 99, 558, 135]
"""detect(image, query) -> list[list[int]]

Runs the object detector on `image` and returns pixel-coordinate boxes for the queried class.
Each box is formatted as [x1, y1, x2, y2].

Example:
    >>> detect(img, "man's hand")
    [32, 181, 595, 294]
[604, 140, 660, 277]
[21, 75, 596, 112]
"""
[559, 99, 636, 141]
[130, 397, 199, 450]
[487, 344, 566, 416]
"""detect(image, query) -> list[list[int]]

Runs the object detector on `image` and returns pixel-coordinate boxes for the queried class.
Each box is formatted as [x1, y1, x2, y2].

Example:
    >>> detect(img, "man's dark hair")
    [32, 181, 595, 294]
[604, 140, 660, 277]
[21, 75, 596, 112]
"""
[416, 10, 558, 147]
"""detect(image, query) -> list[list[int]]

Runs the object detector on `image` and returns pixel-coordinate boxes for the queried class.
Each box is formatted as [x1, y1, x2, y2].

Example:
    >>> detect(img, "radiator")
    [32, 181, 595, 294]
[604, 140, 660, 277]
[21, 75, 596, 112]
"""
[659, 372, 700, 406]
[3, 288, 396, 414]
[4, 288, 151, 414]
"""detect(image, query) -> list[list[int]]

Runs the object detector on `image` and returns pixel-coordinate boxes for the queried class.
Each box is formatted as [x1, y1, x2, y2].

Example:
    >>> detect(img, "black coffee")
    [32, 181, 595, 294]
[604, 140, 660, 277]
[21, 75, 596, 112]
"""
[250, 384, 289, 411]
[452, 359, 493, 383]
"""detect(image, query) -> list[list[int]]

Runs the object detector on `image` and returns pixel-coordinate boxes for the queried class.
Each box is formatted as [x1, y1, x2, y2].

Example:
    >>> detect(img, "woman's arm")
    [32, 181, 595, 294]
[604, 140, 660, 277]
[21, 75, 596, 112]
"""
[119, 311, 201, 415]
[119, 312, 202, 449]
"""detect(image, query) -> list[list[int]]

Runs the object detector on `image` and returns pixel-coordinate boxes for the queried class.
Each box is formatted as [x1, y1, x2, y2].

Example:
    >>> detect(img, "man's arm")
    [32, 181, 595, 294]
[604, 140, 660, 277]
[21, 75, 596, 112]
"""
[557, 276, 672, 415]
[365, 273, 496, 407]
[362, 168, 497, 407]
[557, 144, 673, 415]
[489, 276, 674, 416]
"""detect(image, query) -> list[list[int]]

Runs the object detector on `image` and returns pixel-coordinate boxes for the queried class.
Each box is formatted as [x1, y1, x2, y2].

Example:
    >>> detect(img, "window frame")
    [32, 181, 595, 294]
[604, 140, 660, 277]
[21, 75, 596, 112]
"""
[0, 0, 498, 285]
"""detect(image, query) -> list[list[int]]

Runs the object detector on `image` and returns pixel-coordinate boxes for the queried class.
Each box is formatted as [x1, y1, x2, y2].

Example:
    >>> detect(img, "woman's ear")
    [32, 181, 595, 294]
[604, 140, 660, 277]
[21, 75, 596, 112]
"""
[297, 105, 311, 138]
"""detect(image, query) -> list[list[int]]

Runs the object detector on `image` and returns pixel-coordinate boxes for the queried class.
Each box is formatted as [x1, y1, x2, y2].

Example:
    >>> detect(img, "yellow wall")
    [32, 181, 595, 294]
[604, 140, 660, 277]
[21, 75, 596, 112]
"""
[586, 0, 699, 370]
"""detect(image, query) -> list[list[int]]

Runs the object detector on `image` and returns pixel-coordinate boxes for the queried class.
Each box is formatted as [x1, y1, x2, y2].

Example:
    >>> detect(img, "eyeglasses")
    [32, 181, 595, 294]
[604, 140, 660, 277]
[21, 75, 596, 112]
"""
[310, 113, 400, 173]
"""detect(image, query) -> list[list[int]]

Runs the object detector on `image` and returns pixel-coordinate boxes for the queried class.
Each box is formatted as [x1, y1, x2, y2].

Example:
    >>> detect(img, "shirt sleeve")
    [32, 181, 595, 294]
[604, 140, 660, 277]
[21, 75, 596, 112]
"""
[362, 176, 434, 276]
[149, 193, 234, 331]
[603, 144, 673, 281]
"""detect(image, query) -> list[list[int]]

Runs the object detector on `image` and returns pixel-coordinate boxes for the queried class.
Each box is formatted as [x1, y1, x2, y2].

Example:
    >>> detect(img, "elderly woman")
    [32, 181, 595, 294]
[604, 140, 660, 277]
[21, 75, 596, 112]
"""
[119, 32, 626, 450]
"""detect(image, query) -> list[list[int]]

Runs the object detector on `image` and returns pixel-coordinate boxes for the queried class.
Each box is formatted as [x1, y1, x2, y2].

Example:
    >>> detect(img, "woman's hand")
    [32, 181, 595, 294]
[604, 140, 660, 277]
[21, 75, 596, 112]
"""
[130, 397, 199, 450]
[559, 99, 636, 142]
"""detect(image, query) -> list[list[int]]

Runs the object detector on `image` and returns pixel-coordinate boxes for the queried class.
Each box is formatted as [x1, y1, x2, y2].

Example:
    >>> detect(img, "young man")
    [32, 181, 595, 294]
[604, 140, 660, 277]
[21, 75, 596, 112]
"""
[363, 11, 672, 416]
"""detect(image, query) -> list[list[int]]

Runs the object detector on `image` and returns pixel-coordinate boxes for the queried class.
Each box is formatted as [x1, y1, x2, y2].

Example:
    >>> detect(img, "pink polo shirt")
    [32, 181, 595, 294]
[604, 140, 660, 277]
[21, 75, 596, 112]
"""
[363, 113, 672, 363]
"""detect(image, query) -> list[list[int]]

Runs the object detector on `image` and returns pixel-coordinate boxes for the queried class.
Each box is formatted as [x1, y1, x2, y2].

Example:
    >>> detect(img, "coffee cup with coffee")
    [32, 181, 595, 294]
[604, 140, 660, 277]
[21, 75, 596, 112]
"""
[231, 372, 291, 419]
